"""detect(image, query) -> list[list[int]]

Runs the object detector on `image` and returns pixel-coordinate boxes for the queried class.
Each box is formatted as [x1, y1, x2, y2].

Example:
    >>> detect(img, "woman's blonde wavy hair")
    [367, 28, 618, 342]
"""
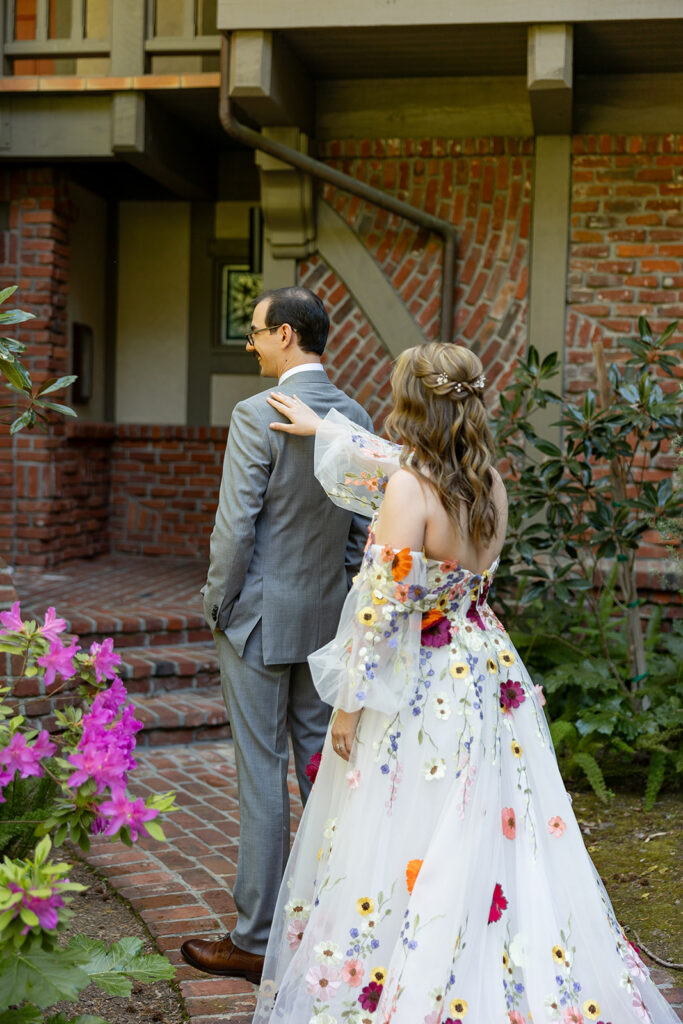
[385, 342, 498, 545]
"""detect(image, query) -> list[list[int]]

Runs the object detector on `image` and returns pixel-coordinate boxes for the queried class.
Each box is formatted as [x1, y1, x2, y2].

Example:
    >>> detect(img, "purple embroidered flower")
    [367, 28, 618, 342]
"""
[466, 602, 486, 630]
[499, 680, 526, 712]
[358, 981, 383, 1012]
[421, 614, 451, 648]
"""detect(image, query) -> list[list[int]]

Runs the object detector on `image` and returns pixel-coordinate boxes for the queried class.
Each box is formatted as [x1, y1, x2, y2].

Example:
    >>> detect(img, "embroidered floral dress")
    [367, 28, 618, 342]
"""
[252, 411, 677, 1024]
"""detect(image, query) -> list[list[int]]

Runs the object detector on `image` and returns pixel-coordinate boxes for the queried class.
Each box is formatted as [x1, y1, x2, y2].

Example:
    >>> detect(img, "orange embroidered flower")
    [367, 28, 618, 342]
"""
[406, 859, 423, 894]
[391, 547, 413, 581]
[421, 608, 445, 630]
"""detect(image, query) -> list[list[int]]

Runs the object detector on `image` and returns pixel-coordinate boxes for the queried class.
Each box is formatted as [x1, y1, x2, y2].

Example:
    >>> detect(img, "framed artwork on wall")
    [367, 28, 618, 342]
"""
[218, 265, 263, 346]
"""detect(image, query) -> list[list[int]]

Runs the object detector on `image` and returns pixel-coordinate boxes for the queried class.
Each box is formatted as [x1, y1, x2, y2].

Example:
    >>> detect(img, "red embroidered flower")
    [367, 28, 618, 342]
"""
[499, 680, 526, 712]
[488, 882, 508, 923]
[358, 981, 383, 1011]
[305, 751, 321, 785]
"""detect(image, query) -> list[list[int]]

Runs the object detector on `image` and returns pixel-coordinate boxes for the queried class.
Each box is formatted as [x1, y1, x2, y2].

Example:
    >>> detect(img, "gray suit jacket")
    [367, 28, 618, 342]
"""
[203, 372, 374, 666]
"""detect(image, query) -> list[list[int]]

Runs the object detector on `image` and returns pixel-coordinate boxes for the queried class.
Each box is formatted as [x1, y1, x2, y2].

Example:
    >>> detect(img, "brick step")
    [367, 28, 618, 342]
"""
[130, 685, 230, 747]
[50, 604, 212, 649]
[118, 641, 220, 696]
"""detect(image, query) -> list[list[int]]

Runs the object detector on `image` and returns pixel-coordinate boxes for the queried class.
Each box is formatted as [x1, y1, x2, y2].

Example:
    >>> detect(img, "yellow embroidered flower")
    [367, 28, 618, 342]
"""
[583, 1000, 600, 1019]
[449, 662, 469, 679]
[358, 607, 377, 626]
[500, 649, 515, 666]
[356, 896, 375, 915]
[370, 966, 386, 984]
[511, 740, 523, 758]
[502, 952, 509, 968]
[317, 848, 322, 861]
[449, 998, 468, 1017]
[371, 589, 387, 605]
[437, 593, 450, 611]
[552, 945, 565, 963]
[487, 657, 497, 673]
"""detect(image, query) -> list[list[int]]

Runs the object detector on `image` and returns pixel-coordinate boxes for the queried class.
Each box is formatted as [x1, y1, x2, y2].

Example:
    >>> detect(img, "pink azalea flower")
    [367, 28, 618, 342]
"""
[0, 730, 56, 780]
[67, 740, 130, 793]
[563, 1008, 584, 1024]
[359, 981, 383, 1012]
[95, 677, 128, 714]
[39, 606, 67, 642]
[0, 601, 25, 634]
[98, 789, 159, 841]
[286, 918, 307, 950]
[305, 963, 342, 998]
[547, 815, 567, 837]
[305, 751, 322, 785]
[342, 959, 365, 987]
[488, 882, 508, 923]
[534, 683, 546, 706]
[89, 637, 122, 683]
[36, 637, 80, 687]
[9, 881, 65, 934]
[509, 1012, 526, 1024]
[502, 806, 516, 840]
[346, 768, 361, 789]
[499, 680, 526, 712]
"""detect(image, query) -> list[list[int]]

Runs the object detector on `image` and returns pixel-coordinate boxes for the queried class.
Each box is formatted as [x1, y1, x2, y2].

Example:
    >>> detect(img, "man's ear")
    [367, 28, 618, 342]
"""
[280, 324, 297, 350]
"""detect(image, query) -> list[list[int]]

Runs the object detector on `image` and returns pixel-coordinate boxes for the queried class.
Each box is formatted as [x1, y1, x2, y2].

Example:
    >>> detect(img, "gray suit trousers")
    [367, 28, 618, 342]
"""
[215, 623, 331, 954]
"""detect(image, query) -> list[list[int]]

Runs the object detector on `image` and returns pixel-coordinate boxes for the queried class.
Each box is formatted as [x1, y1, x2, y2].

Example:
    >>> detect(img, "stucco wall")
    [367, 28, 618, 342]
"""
[116, 202, 190, 424]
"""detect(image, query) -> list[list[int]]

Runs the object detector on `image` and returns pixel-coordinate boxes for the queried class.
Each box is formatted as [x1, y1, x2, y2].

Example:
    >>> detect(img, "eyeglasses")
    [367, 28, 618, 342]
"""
[245, 324, 285, 345]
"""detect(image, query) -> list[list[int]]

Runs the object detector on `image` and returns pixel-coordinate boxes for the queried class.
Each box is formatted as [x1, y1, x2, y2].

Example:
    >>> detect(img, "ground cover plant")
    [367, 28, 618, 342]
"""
[0, 287, 177, 1023]
[492, 319, 682, 806]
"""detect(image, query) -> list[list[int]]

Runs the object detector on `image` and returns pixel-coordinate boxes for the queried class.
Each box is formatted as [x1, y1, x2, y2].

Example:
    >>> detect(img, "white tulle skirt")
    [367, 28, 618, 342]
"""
[252, 624, 678, 1024]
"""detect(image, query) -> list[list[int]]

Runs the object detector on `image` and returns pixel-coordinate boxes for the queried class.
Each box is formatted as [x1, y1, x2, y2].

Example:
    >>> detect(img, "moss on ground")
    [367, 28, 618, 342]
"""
[570, 789, 682, 985]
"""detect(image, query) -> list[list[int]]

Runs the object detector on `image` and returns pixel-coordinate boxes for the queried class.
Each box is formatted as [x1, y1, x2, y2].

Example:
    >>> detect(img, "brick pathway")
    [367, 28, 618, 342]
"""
[83, 739, 683, 1024]
[85, 741, 303, 1024]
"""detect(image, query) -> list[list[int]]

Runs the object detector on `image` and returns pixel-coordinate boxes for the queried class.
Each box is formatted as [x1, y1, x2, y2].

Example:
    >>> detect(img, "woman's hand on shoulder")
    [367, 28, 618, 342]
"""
[373, 468, 427, 553]
[267, 392, 322, 435]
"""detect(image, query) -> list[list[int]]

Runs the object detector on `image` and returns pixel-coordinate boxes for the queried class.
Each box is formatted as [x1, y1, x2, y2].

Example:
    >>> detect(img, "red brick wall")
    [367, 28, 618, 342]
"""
[312, 136, 534, 424]
[110, 425, 227, 558]
[0, 167, 74, 568]
[567, 133, 683, 393]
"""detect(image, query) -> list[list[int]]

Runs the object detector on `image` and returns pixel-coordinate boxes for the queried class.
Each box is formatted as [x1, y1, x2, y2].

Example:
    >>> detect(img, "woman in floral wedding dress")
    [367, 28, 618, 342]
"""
[252, 343, 678, 1024]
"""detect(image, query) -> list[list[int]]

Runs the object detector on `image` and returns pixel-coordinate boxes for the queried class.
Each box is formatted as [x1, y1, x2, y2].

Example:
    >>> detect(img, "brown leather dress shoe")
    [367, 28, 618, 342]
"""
[180, 932, 264, 984]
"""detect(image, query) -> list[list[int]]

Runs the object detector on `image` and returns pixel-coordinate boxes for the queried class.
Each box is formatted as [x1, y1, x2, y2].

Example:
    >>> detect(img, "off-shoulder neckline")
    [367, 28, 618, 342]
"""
[368, 542, 500, 579]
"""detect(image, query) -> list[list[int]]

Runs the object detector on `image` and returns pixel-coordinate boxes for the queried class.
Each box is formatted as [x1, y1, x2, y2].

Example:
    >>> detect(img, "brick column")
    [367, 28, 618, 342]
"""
[0, 166, 74, 567]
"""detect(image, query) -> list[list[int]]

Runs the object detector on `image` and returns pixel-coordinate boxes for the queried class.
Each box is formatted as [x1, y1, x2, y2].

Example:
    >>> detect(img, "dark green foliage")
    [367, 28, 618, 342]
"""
[0, 775, 59, 860]
[492, 318, 682, 804]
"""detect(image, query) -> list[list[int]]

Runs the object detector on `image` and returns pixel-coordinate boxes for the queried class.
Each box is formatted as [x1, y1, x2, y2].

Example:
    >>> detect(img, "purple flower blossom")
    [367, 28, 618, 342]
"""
[358, 981, 383, 1012]
[499, 680, 526, 712]
[421, 615, 452, 648]
[89, 637, 122, 684]
[39, 606, 67, 642]
[95, 676, 127, 713]
[8, 881, 65, 933]
[98, 789, 159, 841]
[0, 601, 25, 634]
[0, 730, 56, 780]
[36, 637, 80, 687]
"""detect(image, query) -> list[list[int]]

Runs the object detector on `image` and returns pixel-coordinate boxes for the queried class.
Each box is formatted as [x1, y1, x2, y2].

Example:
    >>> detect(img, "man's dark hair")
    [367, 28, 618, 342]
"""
[257, 286, 329, 356]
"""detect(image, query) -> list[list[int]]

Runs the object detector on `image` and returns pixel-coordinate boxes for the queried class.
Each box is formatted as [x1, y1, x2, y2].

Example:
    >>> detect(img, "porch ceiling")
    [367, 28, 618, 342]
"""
[277, 19, 683, 79]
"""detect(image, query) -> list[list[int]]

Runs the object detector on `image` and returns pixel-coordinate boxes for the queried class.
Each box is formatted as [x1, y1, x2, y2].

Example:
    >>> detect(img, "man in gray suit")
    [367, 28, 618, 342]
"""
[181, 286, 373, 982]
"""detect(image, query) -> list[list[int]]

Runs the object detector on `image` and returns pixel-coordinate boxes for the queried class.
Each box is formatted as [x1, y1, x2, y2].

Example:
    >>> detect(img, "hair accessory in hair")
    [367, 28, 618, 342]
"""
[472, 375, 486, 390]
[435, 372, 449, 386]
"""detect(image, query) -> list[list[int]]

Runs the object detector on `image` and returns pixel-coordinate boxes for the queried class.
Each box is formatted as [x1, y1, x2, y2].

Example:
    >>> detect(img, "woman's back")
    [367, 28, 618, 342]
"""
[374, 466, 508, 574]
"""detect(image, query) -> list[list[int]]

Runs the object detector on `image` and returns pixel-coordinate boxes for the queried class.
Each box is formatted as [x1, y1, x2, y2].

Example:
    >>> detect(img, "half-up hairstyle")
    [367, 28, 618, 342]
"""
[385, 342, 498, 545]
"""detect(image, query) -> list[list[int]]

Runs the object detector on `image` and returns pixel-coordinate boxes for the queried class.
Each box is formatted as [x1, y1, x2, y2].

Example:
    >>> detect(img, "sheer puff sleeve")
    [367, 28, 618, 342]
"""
[314, 408, 402, 516]
[308, 541, 429, 714]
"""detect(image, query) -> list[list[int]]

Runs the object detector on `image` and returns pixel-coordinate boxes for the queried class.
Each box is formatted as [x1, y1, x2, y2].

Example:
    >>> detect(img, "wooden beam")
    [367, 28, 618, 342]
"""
[218, 0, 683, 30]
[111, 0, 145, 76]
[229, 30, 313, 135]
[113, 92, 216, 199]
[527, 24, 573, 134]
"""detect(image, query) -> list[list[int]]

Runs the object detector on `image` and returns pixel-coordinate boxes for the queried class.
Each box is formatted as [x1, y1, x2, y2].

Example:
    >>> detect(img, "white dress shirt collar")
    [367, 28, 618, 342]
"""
[278, 363, 327, 386]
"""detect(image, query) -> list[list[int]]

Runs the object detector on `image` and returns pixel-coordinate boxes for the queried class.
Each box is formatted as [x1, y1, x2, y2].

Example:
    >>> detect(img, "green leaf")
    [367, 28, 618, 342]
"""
[0, 946, 90, 1010]
[534, 438, 562, 457]
[37, 401, 78, 418]
[0, 285, 18, 305]
[9, 411, 34, 435]
[36, 375, 78, 397]
[571, 752, 612, 803]
[644, 750, 668, 812]
[0, 1007, 43, 1023]
[143, 819, 165, 842]
[67, 935, 175, 996]
[45, 1016, 109, 1024]
[0, 310, 35, 325]
[0, 357, 31, 392]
